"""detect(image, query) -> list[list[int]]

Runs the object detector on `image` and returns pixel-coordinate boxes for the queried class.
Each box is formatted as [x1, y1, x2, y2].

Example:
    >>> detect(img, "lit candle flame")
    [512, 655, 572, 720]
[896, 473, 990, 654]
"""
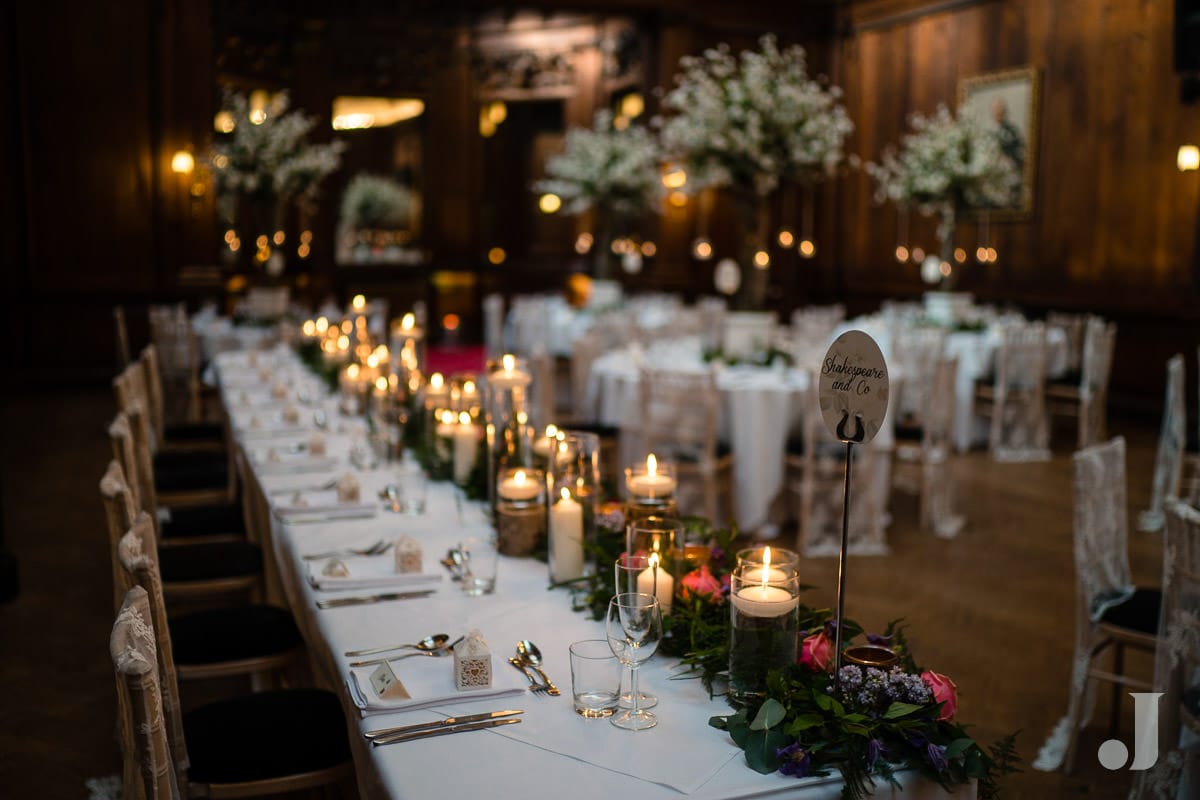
[458, 411, 470, 425]
[430, 372, 444, 390]
[315, 316, 329, 333]
[502, 354, 515, 372]
[761, 547, 771, 590]
[401, 312, 415, 330]
[514, 470, 526, 485]
[375, 376, 388, 391]
[440, 410, 455, 424]
[647, 453, 658, 477]
[546, 424, 558, 438]
[463, 380, 475, 394]
[560, 486, 570, 502]
[352, 294, 366, 311]
[302, 320, 315, 336]
[346, 364, 359, 379]
[365, 354, 378, 368]
[517, 411, 528, 425]
[649, 552, 660, 569]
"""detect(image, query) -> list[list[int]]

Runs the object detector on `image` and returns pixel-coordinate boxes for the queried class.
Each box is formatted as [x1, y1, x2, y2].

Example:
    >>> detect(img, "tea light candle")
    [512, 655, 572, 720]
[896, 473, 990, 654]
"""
[434, 409, 457, 439]
[627, 454, 678, 498]
[636, 552, 674, 614]
[489, 354, 532, 389]
[498, 469, 540, 502]
[351, 294, 367, 313]
[549, 486, 584, 580]
[532, 424, 559, 459]
[425, 372, 447, 404]
[397, 312, 423, 339]
[731, 548, 798, 618]
[453, 411, 479, 484]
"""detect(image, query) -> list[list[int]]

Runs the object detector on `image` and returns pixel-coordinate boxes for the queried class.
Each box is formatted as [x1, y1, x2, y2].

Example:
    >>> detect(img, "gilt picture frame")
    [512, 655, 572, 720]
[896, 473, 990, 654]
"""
[958, 66, 1040, 219]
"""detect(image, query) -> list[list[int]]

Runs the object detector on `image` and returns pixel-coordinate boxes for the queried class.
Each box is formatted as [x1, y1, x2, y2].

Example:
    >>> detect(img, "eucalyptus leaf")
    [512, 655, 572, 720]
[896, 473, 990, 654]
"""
[744, 728, 791, 774]
[944, 738, 976, 759]
[883, 701, 925, 720]
[749, 698, 786, 731]
[786, 713, 825, 734]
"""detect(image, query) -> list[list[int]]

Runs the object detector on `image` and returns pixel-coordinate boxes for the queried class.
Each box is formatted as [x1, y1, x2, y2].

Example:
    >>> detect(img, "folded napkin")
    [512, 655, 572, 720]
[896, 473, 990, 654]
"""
[255, 455, 340, 475]
[275, 489, 376, 519]
[306, 553, 441, 591]
[345, 649, 526, 717]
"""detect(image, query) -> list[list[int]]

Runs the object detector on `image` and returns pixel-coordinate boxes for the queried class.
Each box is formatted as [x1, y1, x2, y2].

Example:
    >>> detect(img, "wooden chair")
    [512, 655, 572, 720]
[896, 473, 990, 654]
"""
[1184, 346, 1200, 505]
[1046, 310, 1089, 384]
[1053, 437, 1161, 773]
[140, 344, 225, 452]
[1128, 499, 1200, 797]
[893, 356, 965, 538]
[110, 583, 353, 799]
[975, 321, 1051, 462]
[636, 365, 734, 524]
[1047, 315, 1117, 449]
[114, 305, 132, 370]
[148, 303, 204, 424]
[100, 457, 262, 603]
[1138, 354, 1187, 532]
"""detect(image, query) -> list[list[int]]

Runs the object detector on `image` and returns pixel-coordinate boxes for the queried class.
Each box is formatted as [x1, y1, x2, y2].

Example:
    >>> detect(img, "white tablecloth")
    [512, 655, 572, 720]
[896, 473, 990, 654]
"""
[213, 347, 975, 800]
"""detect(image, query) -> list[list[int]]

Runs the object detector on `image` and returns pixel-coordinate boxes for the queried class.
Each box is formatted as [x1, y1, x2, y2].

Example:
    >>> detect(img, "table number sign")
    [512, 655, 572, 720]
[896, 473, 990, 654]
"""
[816, 330, 890, 680]
[369, 662, 411, 700]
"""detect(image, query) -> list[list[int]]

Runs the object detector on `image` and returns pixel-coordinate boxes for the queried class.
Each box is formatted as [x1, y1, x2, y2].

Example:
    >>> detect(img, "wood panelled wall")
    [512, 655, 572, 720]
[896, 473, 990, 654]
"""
[832, 0, 1200, 412]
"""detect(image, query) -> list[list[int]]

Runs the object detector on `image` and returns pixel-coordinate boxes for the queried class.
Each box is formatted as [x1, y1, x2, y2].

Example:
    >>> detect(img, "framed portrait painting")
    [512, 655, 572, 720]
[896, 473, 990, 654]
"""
[958, 67, 1040, 218]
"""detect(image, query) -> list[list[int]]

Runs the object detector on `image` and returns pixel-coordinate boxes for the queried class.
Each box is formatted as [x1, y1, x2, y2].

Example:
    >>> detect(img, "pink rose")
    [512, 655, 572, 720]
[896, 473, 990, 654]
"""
[680, 565, 723, 603]
[921, 670, 958, 720]
[799, 632, 835, 672]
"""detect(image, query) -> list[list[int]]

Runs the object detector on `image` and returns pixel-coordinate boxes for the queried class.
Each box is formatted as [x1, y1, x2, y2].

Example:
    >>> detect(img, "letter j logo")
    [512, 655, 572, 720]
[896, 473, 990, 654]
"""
[1098, 692, 1163, 771]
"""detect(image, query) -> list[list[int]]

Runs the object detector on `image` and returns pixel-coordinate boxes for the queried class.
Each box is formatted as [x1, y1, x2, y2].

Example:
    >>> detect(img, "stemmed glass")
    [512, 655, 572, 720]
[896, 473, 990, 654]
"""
[605, 592, 662, 731]
[613, 555, 659, 709]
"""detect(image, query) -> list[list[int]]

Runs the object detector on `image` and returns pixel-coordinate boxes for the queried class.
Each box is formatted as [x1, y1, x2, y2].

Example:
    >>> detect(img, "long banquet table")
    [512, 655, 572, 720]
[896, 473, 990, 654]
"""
[213, 345, 973, 800]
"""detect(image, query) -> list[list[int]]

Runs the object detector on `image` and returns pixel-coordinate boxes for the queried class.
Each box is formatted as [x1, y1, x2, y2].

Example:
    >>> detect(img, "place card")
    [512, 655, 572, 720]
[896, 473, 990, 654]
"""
[818, 330, 890, 444]
[369, 662, 411, 700]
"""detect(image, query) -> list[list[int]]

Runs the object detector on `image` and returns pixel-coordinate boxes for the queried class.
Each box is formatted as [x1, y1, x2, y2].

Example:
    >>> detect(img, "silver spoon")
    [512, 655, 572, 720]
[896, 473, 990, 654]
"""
[313, 410, 329, 430]
[381, 483, 403, 513]
[516, 640, 560, 695]
[344, 633, 450, 658]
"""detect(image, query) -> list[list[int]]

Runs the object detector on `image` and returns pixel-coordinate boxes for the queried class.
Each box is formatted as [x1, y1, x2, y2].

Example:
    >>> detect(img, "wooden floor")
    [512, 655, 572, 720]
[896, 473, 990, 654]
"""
[0, 385, 1166, 799]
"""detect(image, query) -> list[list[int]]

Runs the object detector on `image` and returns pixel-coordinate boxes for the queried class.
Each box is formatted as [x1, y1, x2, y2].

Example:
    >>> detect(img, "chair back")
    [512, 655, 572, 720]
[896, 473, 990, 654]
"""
[636, 366, 720, 468]
[482, 293, 505, 361]
[569, 334, 611, 422]
[117, 512, 189, 790]
[990, 321, 1050, 461]
[1072, 437, 1132, 623]
[924, 356, 959, 455]
[149, 304, 202, 423]
[114, 306, 132, 370]
[1077, 316, 1117, 448]
[893, 326, 947, 428]
[1047, 311, 1088, 375]
[110, 586, 181, 800]
[140, 345, 167, 449]
[108, 406, 158, 518]
[100, 460, 139, 611]
[1139, 354, 1187, 532]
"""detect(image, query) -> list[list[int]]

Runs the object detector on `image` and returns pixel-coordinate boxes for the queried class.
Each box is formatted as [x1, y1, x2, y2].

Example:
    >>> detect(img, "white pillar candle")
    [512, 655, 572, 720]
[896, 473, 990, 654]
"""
[549, 487, 584, 580]
[453, 411, 478, 484]
[498, 469, 541, 501]
[730, 584, 799, 618]
[489, 353, 532, 390]
[636, 554, 674, 614]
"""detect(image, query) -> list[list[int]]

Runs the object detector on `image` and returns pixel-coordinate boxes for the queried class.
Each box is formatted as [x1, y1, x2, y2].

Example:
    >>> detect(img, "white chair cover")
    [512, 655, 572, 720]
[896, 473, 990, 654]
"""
[1077, 317, 1117, 449]
[988, 321, 1051, 462]
[482, 293, 505, 361]
[1139, 355, 1187, 532]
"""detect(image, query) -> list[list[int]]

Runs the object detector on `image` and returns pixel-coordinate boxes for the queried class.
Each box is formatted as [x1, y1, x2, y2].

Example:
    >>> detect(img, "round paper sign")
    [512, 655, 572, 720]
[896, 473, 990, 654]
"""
[818, 330, 890, 444]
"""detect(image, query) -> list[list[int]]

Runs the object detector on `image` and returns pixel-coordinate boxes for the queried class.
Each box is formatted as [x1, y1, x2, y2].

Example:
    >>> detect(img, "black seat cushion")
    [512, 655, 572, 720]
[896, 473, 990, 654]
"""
[153, 450, 229, 492]
[894, 419, 924, 442]
[161, 502, 246, 540]
[165, 421, 225, 443]
[1184, 686, 1200, 718]
[1099, 587, 1161, 636]
[170, 605, 302, 665]
[184, 689, 351, 784]
[158, 540, 262, 583]
[1047, 368, 1083, 389]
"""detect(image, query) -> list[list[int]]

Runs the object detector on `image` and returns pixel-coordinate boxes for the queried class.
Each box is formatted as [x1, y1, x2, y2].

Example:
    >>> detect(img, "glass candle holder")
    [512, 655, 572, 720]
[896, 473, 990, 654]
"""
[389, 312, 426, 379]
[495, 467, 546, 556]
[548, 484, 586, 583]
[729, 562, 800, 705]
[621, 522, 678, 615]
[531, 424, 560, 472]
[624, 454, 677, 523]
[422, 372, 450, 462]
[550, 432, 600, 566]
[735, 546, 801, 583]
[485, 354, 533, 513]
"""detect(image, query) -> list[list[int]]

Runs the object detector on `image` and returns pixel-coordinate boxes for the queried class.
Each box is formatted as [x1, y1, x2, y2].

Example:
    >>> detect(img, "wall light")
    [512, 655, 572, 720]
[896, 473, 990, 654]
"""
[538, 193, 562, 214]
[1178, 144, 1200, 171]
[171, 150, 195, 174]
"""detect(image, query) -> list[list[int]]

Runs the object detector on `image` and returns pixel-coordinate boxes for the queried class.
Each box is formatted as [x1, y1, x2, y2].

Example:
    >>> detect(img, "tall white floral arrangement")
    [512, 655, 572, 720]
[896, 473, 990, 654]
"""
[865, 103, 1019, 247]
[534, 109, 663, 217]
[340, 174, 416, 230]
[658, 34, 853, 198]
[210, 90, 346, 228]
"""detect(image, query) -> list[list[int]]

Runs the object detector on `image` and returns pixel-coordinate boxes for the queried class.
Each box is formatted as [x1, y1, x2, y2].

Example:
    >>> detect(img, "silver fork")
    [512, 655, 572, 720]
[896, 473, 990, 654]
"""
[302, 539, 389, 561]
[508, 657, 550, 694]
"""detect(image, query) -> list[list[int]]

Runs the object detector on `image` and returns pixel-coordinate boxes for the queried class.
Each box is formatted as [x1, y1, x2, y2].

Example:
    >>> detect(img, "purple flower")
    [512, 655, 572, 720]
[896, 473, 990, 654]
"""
[775, 742, 812, 778]
[867, 738, 885, 770]
[925, 743, 948, 773]
[867, 632, 892, 646]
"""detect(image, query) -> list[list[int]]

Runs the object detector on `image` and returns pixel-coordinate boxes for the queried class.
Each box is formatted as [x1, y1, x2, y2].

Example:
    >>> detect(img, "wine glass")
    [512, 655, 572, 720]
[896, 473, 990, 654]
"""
[606, 592, 662, 731]
[613, 556, 659, 709]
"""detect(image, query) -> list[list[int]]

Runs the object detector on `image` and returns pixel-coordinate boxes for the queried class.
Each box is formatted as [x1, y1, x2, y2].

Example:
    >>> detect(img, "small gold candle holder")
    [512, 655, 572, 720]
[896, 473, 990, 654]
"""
[842, 644, 899, 669]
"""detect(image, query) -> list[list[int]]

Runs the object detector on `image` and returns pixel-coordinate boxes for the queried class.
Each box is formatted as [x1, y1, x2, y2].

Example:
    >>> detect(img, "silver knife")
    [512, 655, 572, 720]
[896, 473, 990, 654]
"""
[316, 590, 435, 609]
[365, 709, 523, 739]
[279, 509, 378, 524]
[371, 717, 521, 746]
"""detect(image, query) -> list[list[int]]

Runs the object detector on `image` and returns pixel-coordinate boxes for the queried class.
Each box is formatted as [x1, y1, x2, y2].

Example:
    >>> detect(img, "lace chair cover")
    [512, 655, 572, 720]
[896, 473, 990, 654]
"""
[118, 512, 189, 789]
[1047, 311, 1089, 375]
[111, 586, 180, 800]
[796, 387, 891, 557]
[911, 357, 965, 538]
[148, 304, 201, 423]
[1077, 317, 1117, 449]
[1185, 347, 1200, 506]
[1131, 500, 1200, 799]
[482, 293, 505, 361]
[1035, 437, 1132, 771]
[790, 304, 846, 346]
[892, 326, 948, 427]
[101, 460, 139, 611]
[108, 414, 143, 518]
[988, 321, 1051, 462]
[636, 366, 729, 522]
[1139, 355, 1186, 533]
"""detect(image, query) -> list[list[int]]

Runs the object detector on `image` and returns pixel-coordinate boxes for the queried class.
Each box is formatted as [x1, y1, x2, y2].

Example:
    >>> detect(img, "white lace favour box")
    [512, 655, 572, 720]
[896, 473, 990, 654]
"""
[454, 631, 492, 690]
[394, 536, 422, 574]
[307, 433, 327, 456]
[336, 472, 361, 504]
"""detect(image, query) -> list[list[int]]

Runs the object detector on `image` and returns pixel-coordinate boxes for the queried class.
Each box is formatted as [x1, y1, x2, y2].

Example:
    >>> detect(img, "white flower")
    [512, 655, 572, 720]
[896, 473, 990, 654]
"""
[340, 174, 415, 229]
[533, 110, 663, 217]
[658, 34, 853, 197]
